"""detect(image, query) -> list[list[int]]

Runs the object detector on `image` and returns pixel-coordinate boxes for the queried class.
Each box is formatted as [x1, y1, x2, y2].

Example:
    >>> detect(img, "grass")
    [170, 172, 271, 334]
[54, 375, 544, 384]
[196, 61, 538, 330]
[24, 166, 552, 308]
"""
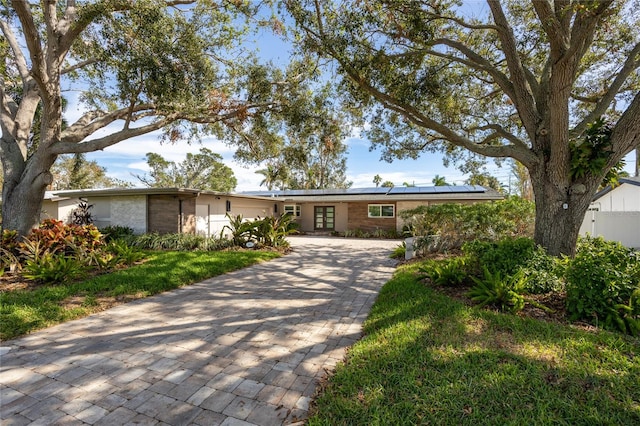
[0, 250, 280, 341]
[307, 262, 640, 425]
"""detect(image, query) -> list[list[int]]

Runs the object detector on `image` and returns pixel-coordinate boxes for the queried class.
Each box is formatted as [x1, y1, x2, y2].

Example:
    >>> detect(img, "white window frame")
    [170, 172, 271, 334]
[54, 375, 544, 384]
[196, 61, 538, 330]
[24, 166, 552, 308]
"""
[368, 204, 395, 218]
[284, 204, 301, 217]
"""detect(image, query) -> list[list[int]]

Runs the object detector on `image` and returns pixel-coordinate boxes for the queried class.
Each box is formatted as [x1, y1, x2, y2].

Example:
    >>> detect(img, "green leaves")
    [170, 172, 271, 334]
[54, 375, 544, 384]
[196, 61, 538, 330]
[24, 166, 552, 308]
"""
[135, 147, 237, 191]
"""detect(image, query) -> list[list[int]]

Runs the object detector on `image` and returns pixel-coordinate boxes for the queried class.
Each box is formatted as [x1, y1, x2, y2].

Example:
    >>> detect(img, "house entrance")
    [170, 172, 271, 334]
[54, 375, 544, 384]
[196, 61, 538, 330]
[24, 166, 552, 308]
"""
[314, 206, 335, 231]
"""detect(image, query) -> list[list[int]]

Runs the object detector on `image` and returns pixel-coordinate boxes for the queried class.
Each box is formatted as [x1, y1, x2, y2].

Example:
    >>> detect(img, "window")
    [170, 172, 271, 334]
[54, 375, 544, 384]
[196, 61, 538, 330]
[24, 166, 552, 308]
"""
[284, 205, 301, 217]
[368, 204, 395, 218]
[226, 200, 231, 212]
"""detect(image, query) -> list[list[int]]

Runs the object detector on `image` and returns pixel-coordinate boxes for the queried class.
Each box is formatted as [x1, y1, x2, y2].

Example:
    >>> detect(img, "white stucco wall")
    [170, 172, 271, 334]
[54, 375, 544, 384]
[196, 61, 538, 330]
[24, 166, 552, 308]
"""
[110, 195, 147, 234]
[594, 184, 640, 212]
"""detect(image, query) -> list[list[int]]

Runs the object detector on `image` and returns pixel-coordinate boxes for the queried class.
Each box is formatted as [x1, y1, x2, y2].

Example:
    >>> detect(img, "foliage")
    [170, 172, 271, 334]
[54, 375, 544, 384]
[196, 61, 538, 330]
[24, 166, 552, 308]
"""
[22, 254, 87, 284]
[566, 236, 640, 335]
[569, 118, 626, 188]
[99, 225, 135, 243]
[468, 268, 526, 313]
[132, 232, 233, 252]
[462, 237, 536, 278]
[342, 228, 402, 239]
[134, 148, 237, 192]
[308, 264, 640, 425]
[71, 200, 94, 226]
[222, 214, 256, 246]
[519, 247, 566, 294]
[465, 172, 506, 194]
[389, 242, 405, 260]
[402, 198, 535, 253]
[106, 240, 146, 266]
[418, 257, 468, 287]
[287, 0, 640, 256]
[50, 153, 121, 190]
[23, 219, 104, 258]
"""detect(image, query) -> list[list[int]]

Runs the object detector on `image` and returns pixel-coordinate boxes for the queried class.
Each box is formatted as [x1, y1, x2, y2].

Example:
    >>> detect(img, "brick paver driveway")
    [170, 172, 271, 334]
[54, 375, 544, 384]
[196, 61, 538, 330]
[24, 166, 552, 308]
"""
[1, 236, 398, 425]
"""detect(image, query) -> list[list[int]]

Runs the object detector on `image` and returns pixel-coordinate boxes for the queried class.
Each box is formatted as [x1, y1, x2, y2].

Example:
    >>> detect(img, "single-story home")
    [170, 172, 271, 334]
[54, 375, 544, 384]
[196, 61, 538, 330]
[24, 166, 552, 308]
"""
[43, 185, 503, 236]
[580, 176, 640, 248]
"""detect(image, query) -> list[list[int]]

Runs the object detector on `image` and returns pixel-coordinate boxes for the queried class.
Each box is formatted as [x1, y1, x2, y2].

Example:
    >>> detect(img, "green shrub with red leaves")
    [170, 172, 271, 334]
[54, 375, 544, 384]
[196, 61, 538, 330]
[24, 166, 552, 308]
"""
[2, 220, 144, 284]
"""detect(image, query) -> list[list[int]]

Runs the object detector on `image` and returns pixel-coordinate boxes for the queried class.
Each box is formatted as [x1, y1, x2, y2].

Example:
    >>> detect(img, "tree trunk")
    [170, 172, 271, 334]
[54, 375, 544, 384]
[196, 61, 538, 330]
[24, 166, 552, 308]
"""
[1, 157, 55, 236]
[530, 167, 600, 257]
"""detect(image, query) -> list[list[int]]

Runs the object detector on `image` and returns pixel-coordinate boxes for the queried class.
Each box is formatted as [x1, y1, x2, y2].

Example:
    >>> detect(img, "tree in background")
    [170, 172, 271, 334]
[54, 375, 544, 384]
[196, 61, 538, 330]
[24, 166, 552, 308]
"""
[288, 1, 640, 256]
[381, 181, 394, 188]
[50, 153, 124, 190]
[0, 1, 325, 235]
[465, 172, 506, 194]
[511, 160, 534, 201]
[134, 148, 236, 192]
[372, 174, 382, 187]
[432, 175, 449, 186]
[248, 79, 352, 190]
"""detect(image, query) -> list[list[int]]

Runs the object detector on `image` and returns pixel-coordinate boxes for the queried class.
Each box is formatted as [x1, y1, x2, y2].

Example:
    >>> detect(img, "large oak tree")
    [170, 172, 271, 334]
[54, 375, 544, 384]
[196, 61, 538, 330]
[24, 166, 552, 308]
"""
[0, 0, 318, 235]
[286, 0, 640, 256]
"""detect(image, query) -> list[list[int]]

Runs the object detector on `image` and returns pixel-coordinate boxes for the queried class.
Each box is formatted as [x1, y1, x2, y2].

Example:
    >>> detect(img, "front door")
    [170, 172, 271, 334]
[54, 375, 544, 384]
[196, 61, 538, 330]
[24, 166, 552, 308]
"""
[314, 206, 335, 231]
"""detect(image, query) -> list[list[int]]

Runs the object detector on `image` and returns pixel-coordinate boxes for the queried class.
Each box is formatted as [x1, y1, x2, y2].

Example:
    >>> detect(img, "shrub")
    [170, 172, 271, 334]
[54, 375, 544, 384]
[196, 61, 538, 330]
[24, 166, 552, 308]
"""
[390, 242, 406, 259]
[25, 219, 104, 257]
[419, 257, 469, 286]
[106, 240, 146, 265]
[22, 253, 87, 284]
[400, 197, 535, 253]
[468, 268, 526, 313]
[519, 247, 566, 294]
[100, 225, 135, 243]
[566, 236, 640, 335]
[462, 237, 536, 277]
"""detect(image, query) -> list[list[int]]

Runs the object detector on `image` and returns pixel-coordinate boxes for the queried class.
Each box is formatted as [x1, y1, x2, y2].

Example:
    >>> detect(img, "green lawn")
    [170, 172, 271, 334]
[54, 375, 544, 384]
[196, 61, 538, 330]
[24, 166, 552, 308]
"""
[0, 250, 280, 340]
[308, 262, 640, 425]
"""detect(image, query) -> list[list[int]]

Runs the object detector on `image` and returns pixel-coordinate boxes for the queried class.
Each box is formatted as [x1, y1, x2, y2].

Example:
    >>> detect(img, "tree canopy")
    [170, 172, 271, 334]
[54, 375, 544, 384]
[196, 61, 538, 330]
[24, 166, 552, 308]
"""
[286, 0, 640, 255]
[135, 148, 237, 192]
[0, 0, 338, 235]
[50, 153, 125, 190]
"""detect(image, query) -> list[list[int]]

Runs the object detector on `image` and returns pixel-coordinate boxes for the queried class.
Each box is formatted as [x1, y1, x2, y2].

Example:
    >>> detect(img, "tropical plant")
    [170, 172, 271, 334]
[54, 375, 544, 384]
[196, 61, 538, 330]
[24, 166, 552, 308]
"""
[419, 257, 468, 287]
[468, 268, 526, 313]
[566, 236, 640, 335]
[22, 253, 87, 284]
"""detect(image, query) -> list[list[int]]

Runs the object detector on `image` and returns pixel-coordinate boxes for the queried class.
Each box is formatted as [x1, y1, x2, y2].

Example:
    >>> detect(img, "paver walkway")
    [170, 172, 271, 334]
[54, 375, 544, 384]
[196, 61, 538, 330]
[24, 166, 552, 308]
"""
[1, 236, 398, 426]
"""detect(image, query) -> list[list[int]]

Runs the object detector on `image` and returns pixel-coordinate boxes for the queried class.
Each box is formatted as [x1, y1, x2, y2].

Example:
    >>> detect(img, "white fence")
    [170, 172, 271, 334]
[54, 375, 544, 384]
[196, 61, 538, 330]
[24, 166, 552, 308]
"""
[579, 211, 640, 248]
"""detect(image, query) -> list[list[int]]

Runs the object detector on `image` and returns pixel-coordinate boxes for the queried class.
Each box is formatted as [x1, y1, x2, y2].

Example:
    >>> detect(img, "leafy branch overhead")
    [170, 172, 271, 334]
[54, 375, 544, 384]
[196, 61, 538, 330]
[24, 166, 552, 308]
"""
[286, 0, 640, 256]
[1, 1, 336, 235]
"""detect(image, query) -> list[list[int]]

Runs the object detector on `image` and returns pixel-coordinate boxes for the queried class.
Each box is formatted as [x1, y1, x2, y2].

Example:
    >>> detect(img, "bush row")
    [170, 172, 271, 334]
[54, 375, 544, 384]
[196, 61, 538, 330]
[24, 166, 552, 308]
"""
[419, 236, 640, 336]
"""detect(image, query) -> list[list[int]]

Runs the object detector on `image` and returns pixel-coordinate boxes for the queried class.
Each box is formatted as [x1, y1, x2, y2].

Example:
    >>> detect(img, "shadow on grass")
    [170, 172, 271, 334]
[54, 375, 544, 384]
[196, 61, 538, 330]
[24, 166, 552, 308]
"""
[308, 264, 640, 425]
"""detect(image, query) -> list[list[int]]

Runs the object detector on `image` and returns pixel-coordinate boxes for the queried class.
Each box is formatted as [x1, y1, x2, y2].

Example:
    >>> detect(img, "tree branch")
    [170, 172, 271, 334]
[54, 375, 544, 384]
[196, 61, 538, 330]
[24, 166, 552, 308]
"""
[609, 91, 640, 162]
[572, 41, 640, 137]
[0, 20, 31, 81]
[53, 115, 178, 154]
[531, 0, 569, 53]
[61, 58, 100, 75]
[487, 1, 539, 140]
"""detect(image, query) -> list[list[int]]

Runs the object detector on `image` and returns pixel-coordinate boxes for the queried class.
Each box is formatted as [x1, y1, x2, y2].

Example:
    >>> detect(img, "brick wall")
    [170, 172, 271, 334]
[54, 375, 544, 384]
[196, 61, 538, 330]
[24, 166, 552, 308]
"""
[347, 202, 397, 232]
[147, 195, 196, 234]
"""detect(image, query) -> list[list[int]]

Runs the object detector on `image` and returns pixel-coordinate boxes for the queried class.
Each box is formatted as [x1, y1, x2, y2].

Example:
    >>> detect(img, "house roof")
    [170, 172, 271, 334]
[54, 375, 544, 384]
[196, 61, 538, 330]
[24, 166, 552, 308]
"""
[51, 187, 274, 202]
[241, 185, 504, 202]
[592, 176, 640, 201]
[50, 185, 504, 203]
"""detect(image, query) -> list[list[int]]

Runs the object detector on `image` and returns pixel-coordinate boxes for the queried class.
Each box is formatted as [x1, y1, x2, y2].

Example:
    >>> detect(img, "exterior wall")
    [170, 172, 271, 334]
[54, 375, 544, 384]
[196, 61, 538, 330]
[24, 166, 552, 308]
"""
[110, 196, 146, 234]
[88, 197, 111, 229]
[147, 195, 196, 234]
[297, 202, 348, 232]
[593, 184, 640, 212]
[580, 211, 640, 248]
[40, 198, 83, 223]
[195, 195, 284, 237]
[347, 201, 397, 232]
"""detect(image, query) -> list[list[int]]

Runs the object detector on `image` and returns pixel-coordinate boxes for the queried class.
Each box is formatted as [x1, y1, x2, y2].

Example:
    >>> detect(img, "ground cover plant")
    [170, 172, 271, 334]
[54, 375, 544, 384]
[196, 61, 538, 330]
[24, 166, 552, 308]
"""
[0, 249, 280, 340]
[307, 263, 640, 425]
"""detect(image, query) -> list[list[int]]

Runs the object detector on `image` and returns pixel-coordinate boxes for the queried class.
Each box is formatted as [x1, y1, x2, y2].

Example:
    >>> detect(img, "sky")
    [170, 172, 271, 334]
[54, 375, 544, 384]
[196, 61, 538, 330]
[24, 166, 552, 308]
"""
[73, 3, 637, 193]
